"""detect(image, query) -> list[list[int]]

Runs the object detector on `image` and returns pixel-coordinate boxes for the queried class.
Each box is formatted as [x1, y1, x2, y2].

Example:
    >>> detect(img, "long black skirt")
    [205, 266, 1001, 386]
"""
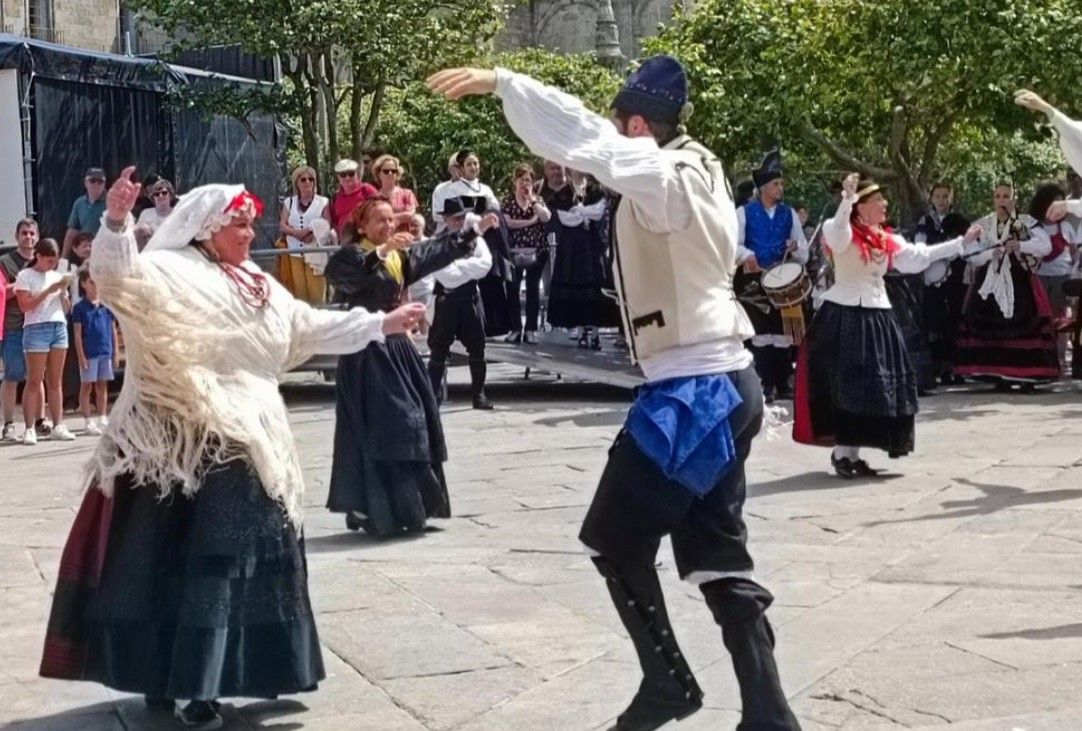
[326, 333, 450, 535]
[40, 461, 324, 700]
[794, 302, 917, 457]
[547, 223, 620, 328]
[885, 273, 935, 391]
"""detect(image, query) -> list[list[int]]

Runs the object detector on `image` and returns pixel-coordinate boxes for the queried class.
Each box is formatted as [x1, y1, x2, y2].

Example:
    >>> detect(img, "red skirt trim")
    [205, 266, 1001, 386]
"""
[39, 487, 113, 679]
[792, 338, 833, 447]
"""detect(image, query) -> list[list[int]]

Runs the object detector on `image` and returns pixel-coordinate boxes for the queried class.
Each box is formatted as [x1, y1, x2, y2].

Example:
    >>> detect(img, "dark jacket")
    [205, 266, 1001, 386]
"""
[325, 229, 476, 313]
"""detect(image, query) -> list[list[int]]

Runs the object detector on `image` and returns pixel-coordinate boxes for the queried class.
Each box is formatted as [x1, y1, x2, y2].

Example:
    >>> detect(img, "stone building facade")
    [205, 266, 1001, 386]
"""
[498, 0, 680, 60]
[0, 0, 131, 53]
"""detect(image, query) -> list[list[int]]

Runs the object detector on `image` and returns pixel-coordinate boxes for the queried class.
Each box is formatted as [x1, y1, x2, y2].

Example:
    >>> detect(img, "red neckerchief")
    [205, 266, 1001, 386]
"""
[1045, 222, 1069, 262]
[850, 219, 900, 264]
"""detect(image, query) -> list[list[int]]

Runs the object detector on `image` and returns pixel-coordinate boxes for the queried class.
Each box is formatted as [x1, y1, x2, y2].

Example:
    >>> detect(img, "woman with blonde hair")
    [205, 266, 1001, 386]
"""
[279, 165, 333, 251]
[372, 154, 419, 228]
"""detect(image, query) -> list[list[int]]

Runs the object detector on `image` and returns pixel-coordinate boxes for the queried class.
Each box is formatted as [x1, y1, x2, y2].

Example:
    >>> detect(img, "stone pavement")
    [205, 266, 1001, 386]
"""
[2, 366, 1081, 730]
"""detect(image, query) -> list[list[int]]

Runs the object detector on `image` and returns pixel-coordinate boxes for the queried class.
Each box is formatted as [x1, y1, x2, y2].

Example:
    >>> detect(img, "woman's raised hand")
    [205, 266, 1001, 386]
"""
[106, 166, 141, 222]
[963, 223, 983, 244]
[478, 212, 500, 233]
[382, 302, 427, 335]
[1014, 89, 1055, 117]
[841, 173, 860, 201]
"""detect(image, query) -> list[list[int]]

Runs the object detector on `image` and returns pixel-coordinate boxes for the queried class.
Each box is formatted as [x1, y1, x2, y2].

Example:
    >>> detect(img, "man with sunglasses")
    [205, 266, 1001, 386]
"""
[61, 167, 108, 260]
[329, 158, 378, 238]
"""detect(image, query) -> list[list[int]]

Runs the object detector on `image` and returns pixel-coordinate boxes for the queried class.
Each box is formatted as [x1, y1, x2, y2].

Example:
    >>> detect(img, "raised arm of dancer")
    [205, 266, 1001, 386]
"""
[428, 68, 689, 234]
[90, 166, 145, 284]
[1016, 90, 1082, 218]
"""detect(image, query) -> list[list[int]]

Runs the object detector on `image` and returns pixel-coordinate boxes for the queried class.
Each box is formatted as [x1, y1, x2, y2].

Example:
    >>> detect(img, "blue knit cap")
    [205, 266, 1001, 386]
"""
[611, 55, 690, 125]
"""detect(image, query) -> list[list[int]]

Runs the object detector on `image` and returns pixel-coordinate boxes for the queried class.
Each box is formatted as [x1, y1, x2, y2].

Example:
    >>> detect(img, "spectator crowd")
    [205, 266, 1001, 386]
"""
[3, 144, 1079, 444]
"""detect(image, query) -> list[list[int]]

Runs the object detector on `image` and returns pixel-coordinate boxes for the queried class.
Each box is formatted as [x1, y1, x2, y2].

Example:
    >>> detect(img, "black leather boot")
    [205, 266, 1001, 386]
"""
[751, 346, 775, 403]
[773, 346, 794, 400]
[701, 578, 801, 731]
[592, 557, 703, 731]
[469, 357, 493, 410]
[427, 357, 447, 405]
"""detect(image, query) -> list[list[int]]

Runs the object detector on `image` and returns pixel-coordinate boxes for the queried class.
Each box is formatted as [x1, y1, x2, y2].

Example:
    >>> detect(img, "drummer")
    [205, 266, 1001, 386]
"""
[736, 147, 808, 402]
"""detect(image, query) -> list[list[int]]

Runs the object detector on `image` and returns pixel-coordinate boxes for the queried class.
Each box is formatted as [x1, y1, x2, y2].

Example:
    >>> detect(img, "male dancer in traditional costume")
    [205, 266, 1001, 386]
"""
[426, 197, 495, 410]
[429, 56, 800, 731]
[915, 182, 971, 385]
[736, 148, 808, 402]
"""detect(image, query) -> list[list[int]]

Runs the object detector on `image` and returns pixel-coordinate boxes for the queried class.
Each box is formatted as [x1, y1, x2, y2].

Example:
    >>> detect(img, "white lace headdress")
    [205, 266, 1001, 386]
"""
[144, 184, 264, 251]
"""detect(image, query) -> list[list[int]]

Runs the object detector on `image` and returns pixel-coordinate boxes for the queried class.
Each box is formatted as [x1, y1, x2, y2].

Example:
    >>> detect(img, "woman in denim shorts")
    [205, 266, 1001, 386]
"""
[13, 238, 75, 443]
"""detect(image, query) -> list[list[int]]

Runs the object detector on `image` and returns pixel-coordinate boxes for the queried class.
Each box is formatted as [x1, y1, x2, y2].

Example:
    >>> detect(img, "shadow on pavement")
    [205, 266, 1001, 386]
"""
[864, 477, 1082, 527]
[749, 470, 902, 498]
[304, 529, 430, 554]
[979, 622, 1082, 640]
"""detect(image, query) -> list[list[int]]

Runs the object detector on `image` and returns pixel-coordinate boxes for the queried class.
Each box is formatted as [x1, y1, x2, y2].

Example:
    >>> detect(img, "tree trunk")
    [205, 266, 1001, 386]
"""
[361, 79, 386, 149]
[349, 56, 365, 160]
[319, 50, 339, 165]
[286, 66, 320, 175]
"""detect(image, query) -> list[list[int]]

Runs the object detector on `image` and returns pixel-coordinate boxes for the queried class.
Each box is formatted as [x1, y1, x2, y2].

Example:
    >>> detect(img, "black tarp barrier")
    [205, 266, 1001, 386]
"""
[32, 77, 171, 240]
[0, 34, 285, 247]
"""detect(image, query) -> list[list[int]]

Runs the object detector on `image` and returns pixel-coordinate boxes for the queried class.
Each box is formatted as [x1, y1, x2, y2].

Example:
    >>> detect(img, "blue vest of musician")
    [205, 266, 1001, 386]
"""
[744, 200, 793, 269]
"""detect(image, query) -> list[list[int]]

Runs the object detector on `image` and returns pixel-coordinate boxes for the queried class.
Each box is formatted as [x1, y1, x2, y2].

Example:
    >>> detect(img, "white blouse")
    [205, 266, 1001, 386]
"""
[821, 196, 963, 308]
[284, 194, 330, 251]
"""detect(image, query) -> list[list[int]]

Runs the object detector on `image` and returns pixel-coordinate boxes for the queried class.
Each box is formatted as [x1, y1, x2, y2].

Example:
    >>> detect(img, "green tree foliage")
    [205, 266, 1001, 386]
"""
[647, 0, 1082, 222]
[374, 49, 621, 210]
[130, 0, 506, 183]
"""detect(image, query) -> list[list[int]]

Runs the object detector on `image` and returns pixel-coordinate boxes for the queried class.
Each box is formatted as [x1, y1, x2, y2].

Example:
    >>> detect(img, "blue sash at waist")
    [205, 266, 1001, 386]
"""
[625, 374, 743, 498]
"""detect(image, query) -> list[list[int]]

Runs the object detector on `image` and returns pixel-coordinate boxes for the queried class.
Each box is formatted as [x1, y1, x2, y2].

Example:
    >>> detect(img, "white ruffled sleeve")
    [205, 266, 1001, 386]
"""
[822, 196, 855, 254]
[89, 215, 142, 283]
[273, 276, 385, 368]
[892, 236, 963, 274]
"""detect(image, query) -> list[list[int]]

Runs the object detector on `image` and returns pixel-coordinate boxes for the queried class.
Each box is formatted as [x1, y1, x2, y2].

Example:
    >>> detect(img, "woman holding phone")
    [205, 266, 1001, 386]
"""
[13, 238, 76, 443]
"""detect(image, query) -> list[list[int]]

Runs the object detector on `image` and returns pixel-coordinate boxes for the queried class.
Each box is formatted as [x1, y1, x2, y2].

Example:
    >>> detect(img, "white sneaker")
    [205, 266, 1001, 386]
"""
[84, 419, 102, 436]
[22, 427, 37, 445]
[99, 415, 109, 427]
[51, 424, 76, 441]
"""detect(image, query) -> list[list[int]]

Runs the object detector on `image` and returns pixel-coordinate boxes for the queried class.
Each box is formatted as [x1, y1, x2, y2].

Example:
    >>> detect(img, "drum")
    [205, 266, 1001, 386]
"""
[923, 259, 950, 287]
[760, 261, 811, 310]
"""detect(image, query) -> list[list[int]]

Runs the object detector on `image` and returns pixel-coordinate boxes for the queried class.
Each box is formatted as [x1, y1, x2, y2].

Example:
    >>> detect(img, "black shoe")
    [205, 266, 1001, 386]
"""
[523, 331, 537, 345]
[591, 334, 602, 351]
[345, 512, 365, 531]
[504, 331, 522, 344]
[852, 459, 882, 477]
[472, 396, 494, 410]
[35, 418, 52, 437]
[611, 684, 703, 730]
[774, 386, 793, 401]
[175, 700, 223, 730]
[831, 455, 857, 479]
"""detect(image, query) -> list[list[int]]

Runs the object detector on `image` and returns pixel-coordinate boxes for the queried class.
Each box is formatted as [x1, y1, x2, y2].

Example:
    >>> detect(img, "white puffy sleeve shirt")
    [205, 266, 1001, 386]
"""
[494, 67, 692, 235]
[820, 196, 963, 308]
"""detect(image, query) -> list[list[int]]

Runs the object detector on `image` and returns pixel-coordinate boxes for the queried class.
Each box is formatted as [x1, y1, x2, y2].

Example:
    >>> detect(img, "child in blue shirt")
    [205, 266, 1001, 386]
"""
[71, 270, 118, 435]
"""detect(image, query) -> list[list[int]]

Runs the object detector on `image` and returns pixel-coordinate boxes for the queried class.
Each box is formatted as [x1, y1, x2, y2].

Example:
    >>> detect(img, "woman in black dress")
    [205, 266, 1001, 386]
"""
[40, 174, 425, 730]
[544, 170, 620, 347]
[324, 196, 494, 536]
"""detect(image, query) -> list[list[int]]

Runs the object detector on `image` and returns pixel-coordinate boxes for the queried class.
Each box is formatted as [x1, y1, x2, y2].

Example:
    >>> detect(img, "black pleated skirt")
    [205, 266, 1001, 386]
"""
[326, 333, 450, 535]
[794, 302, 917, 457]
[547, 223, 620, 328]
[41, 461, 324, 700]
